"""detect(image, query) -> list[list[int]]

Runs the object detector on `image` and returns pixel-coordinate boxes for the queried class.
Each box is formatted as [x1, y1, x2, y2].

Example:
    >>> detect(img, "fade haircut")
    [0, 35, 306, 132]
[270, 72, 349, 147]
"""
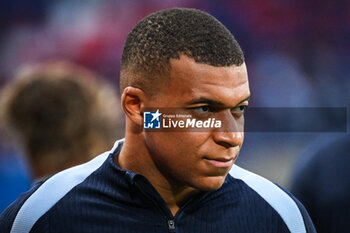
[120, 8, 244, 95]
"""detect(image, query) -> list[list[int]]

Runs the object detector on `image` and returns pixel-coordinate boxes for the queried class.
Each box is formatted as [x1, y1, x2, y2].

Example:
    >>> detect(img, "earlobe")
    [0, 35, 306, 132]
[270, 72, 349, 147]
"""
[121, 87, 145, 126]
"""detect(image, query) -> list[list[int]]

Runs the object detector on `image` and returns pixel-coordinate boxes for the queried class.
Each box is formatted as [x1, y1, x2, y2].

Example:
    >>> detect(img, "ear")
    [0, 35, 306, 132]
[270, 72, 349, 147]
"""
[121, 87, 145, 126]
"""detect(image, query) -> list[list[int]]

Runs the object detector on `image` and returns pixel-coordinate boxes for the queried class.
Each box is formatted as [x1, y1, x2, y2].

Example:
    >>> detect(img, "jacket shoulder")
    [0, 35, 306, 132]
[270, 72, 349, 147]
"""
[229, 165, 316, 233]
[0, 181, 44, 233]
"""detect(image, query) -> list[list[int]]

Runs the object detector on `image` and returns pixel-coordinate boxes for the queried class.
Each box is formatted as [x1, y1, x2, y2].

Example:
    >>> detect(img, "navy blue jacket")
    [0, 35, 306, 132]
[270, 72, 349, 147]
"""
[0, 139, 316, 233]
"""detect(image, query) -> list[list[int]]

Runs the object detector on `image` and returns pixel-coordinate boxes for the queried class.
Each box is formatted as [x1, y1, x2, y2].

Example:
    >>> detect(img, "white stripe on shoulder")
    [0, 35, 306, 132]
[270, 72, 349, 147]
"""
[229, 164, 306, 233]
[10, 138, 125, 233]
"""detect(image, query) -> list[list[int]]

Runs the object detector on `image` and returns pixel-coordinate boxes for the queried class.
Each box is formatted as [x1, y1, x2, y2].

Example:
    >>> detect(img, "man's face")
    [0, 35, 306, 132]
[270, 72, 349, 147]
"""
[143, 55, 250, 191]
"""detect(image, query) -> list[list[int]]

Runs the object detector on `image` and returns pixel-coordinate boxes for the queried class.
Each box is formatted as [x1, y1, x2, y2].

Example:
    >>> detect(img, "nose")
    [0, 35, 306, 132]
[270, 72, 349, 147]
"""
[212, 111, 244, 148]
[213, 131, 243, 148]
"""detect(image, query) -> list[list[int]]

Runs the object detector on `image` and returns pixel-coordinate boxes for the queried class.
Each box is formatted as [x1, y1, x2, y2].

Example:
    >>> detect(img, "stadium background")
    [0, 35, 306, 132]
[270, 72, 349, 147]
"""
[0, 0, 349, 211]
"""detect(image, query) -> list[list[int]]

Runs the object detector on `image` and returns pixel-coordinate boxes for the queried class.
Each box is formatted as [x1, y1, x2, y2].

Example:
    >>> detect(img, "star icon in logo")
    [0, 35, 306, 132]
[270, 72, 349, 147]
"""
[150, 109, 161, 122]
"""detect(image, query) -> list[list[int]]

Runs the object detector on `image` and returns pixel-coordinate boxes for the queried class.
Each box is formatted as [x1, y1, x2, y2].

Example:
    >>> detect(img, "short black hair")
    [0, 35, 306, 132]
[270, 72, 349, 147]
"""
[120, 8, 244, 94]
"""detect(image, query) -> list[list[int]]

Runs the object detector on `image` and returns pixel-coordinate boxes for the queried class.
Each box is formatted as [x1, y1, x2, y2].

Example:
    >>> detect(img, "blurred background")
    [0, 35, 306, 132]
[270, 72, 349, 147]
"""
[0, 0, 349, 227]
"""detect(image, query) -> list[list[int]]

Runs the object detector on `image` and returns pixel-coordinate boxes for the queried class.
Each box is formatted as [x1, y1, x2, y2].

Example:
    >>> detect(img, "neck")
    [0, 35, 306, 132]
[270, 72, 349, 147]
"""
[116, 130, 199, 215]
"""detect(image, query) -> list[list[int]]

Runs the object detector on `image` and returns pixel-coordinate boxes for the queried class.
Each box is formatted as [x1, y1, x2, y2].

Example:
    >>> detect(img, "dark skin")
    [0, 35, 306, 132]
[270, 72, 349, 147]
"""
[117, 55, 250, 215]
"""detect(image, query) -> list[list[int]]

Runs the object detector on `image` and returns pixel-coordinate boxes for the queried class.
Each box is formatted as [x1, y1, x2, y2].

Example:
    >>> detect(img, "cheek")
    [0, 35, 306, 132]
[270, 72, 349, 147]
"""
[145, 132, 209, 165]
[240, 116, 245, 135]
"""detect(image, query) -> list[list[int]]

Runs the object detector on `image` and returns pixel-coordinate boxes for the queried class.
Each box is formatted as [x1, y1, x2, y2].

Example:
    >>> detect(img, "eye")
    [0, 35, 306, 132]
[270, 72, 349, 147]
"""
[232, 105, 248, 115]
[194, 106, 210, 114]
[238, 105, 248, 112]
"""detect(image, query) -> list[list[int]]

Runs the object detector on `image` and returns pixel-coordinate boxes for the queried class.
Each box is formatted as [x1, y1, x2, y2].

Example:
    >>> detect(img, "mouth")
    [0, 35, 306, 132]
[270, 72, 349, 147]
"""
[203, 156, 234, 168]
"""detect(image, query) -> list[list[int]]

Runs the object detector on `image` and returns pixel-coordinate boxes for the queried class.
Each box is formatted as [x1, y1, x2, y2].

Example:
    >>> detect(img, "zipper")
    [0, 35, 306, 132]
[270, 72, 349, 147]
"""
[135, 180, 176, 233]
[167, 219, 176, 233]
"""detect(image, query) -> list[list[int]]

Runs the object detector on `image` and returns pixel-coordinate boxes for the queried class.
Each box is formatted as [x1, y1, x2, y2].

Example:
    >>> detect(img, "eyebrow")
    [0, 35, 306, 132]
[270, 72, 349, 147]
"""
[186, 96, 250, 107]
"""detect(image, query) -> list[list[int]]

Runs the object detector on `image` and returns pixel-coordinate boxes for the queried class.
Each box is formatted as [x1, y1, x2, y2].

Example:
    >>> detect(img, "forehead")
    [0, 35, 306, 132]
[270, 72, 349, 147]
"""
[159, 56, 250, 106]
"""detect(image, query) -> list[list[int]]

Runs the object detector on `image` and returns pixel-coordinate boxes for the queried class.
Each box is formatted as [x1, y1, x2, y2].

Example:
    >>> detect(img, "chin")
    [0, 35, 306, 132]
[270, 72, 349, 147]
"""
[193, 176, 227, 191]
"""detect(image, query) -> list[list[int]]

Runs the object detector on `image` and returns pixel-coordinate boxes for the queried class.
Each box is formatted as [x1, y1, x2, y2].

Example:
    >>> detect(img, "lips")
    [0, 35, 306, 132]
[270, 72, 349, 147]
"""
[203, 156, 235, 168]
[204, 156, 234, 162]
